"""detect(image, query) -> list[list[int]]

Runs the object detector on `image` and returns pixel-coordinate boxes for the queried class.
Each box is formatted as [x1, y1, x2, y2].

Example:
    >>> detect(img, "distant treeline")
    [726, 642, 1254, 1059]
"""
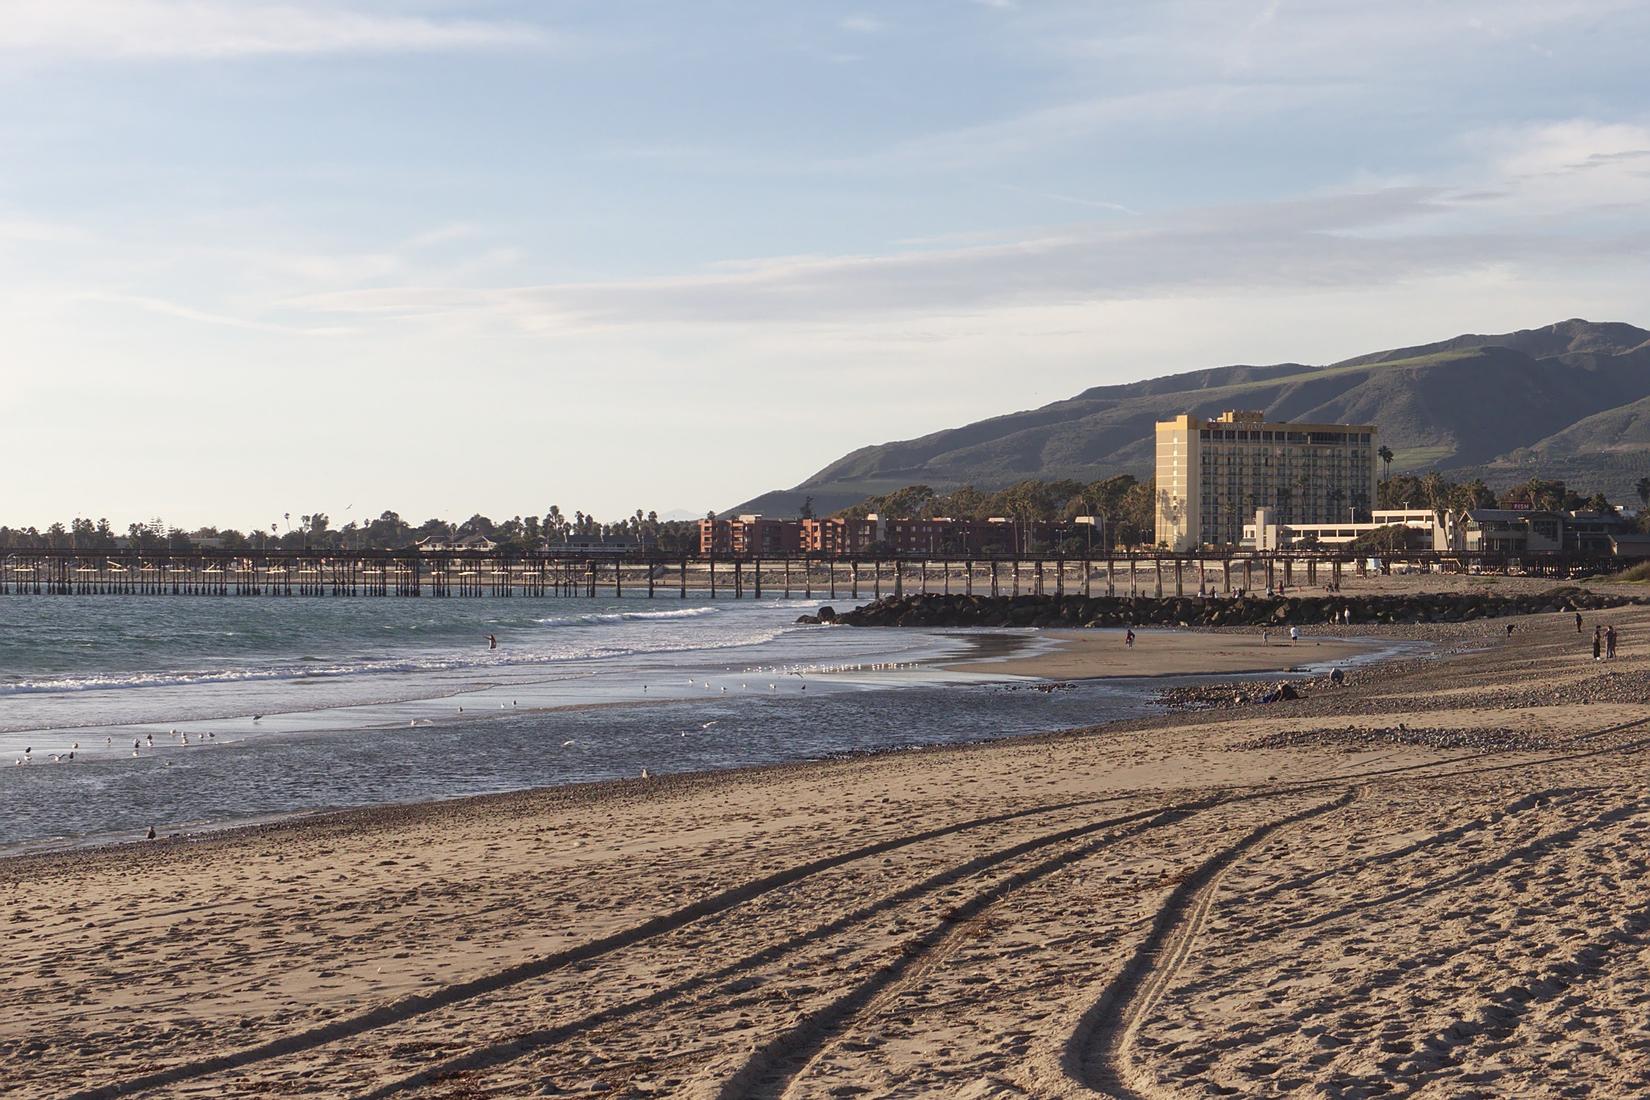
[5, 473, 1644, 554]
[1376, 473, 1644, 517]
[833, 472, 1650, 552]
[836, 475, 1158, 548]
[0, 507, 705, 553]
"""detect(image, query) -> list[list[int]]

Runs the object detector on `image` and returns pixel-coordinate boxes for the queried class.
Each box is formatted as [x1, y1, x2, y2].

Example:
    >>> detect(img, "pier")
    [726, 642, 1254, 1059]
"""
[0, 548, 1611, 599]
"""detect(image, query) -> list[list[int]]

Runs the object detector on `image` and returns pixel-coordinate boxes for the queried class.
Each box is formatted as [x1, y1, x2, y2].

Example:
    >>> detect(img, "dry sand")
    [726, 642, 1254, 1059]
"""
[945, 627, 1377, 681]
[7, 603, 1650, 1098]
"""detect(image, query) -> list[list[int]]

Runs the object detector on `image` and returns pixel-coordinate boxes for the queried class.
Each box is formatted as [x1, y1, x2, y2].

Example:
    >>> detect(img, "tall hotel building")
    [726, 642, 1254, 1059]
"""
[1155, 410, 1379, 551]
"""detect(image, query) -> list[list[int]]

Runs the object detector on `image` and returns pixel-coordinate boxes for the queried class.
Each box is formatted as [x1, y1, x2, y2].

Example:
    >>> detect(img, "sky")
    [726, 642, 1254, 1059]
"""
[2, 0, 1648, 532]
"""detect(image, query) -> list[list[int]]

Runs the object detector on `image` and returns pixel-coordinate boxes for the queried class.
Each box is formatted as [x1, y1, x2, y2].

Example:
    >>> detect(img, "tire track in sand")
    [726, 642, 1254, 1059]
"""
[1066, 790, 1357, 1099]
[349, 740, 1650, 1099]
[704, 801, 1247, 1100]
[60, 792, 1140, 1100]
[357, 797, 1235, 1099]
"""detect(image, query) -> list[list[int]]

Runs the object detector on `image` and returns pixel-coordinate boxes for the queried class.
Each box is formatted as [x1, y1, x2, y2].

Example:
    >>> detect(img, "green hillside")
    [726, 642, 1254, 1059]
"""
[732, 319, 1650, 516]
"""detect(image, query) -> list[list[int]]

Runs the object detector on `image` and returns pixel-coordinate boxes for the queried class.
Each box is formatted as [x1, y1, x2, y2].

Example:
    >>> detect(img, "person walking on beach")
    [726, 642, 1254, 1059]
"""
[1593, 625, 1602, 661]
[1289, 626, 1300, 645]
[486, 634, 497, 650]
[1262, 629, 1270, 645]
[1124, 628, 1135, 649]
[1607, 625, 1618, 660]
[1576, 611, 1584, 633]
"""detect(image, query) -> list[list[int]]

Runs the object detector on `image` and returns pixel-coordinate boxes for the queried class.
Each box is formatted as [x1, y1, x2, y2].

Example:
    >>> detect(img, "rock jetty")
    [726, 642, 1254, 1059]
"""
[802, 587, 1637, 629]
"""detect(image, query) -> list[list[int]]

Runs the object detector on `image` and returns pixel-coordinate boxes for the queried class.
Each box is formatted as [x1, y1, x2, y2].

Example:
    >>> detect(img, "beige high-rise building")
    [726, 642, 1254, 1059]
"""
[1154, 410, 1379, 551]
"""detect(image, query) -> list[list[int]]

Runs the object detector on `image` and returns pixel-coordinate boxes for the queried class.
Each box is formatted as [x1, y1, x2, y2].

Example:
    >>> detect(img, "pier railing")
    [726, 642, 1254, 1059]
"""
[0, 548, 1614, 598]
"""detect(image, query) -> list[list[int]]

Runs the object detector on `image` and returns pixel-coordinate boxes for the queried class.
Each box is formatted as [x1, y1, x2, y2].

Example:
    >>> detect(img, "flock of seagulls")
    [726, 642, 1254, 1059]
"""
[16, 726, 218, 766]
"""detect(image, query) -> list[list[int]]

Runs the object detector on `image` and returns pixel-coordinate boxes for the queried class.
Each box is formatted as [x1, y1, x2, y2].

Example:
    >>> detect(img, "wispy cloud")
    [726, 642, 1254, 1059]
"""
[76, 291, 350, 335]
[284, 186, 1647, 332]
[839, 14, 884, 34]
[993, 183, 1138, 215]
[0, 0, 545, 61]
[858, 80, 1346, 170]
[1467, 119, 1650, 214]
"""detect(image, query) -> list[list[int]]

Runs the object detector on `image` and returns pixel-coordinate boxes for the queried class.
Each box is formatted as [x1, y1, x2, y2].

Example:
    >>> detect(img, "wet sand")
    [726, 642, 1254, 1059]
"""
[6, 604, 1650, 1097]
[945, 626, 1379, 680]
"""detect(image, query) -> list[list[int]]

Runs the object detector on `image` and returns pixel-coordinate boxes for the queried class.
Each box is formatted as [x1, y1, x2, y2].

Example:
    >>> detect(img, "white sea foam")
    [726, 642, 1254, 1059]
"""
[534, 606, 722, 626]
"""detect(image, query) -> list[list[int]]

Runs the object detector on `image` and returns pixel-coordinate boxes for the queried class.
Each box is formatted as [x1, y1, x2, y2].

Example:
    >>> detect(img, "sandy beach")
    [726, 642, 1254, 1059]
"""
[7, 600, 1650, 1098]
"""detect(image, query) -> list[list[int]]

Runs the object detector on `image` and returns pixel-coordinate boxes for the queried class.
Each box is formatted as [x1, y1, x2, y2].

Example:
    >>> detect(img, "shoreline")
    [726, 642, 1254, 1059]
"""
[1, 626, 1404, 862]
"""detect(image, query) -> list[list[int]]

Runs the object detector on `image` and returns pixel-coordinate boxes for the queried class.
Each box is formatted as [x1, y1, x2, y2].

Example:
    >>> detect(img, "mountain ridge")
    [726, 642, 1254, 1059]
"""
[732, 319, 1650, 516]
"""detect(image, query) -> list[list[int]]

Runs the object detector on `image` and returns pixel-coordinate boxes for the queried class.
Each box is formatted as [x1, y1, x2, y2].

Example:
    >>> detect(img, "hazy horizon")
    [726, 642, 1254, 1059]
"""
[3, 1, 1648, 530]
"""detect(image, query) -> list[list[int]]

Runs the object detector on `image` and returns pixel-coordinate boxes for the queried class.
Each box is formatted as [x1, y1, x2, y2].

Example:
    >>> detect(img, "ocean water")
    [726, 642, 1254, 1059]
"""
[0, 594, 1373, 852]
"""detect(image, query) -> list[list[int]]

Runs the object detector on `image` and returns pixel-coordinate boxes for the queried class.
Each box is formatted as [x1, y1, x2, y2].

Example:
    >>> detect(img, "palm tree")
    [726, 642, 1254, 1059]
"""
[1420, 471, 1448, 519]
[1327, 487, 1347, 522]
[1378, 445, 1394, 481]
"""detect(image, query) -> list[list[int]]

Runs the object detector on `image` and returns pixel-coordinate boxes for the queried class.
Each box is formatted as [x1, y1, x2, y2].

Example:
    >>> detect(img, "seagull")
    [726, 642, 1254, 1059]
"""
[23, 747, 30, 756]
[561, 739, 576, 747]
[252, 715, 263, 722]
[71, 742, 79, 749]
[640, 768, 650, 779]
[146, 826, 156, 840]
